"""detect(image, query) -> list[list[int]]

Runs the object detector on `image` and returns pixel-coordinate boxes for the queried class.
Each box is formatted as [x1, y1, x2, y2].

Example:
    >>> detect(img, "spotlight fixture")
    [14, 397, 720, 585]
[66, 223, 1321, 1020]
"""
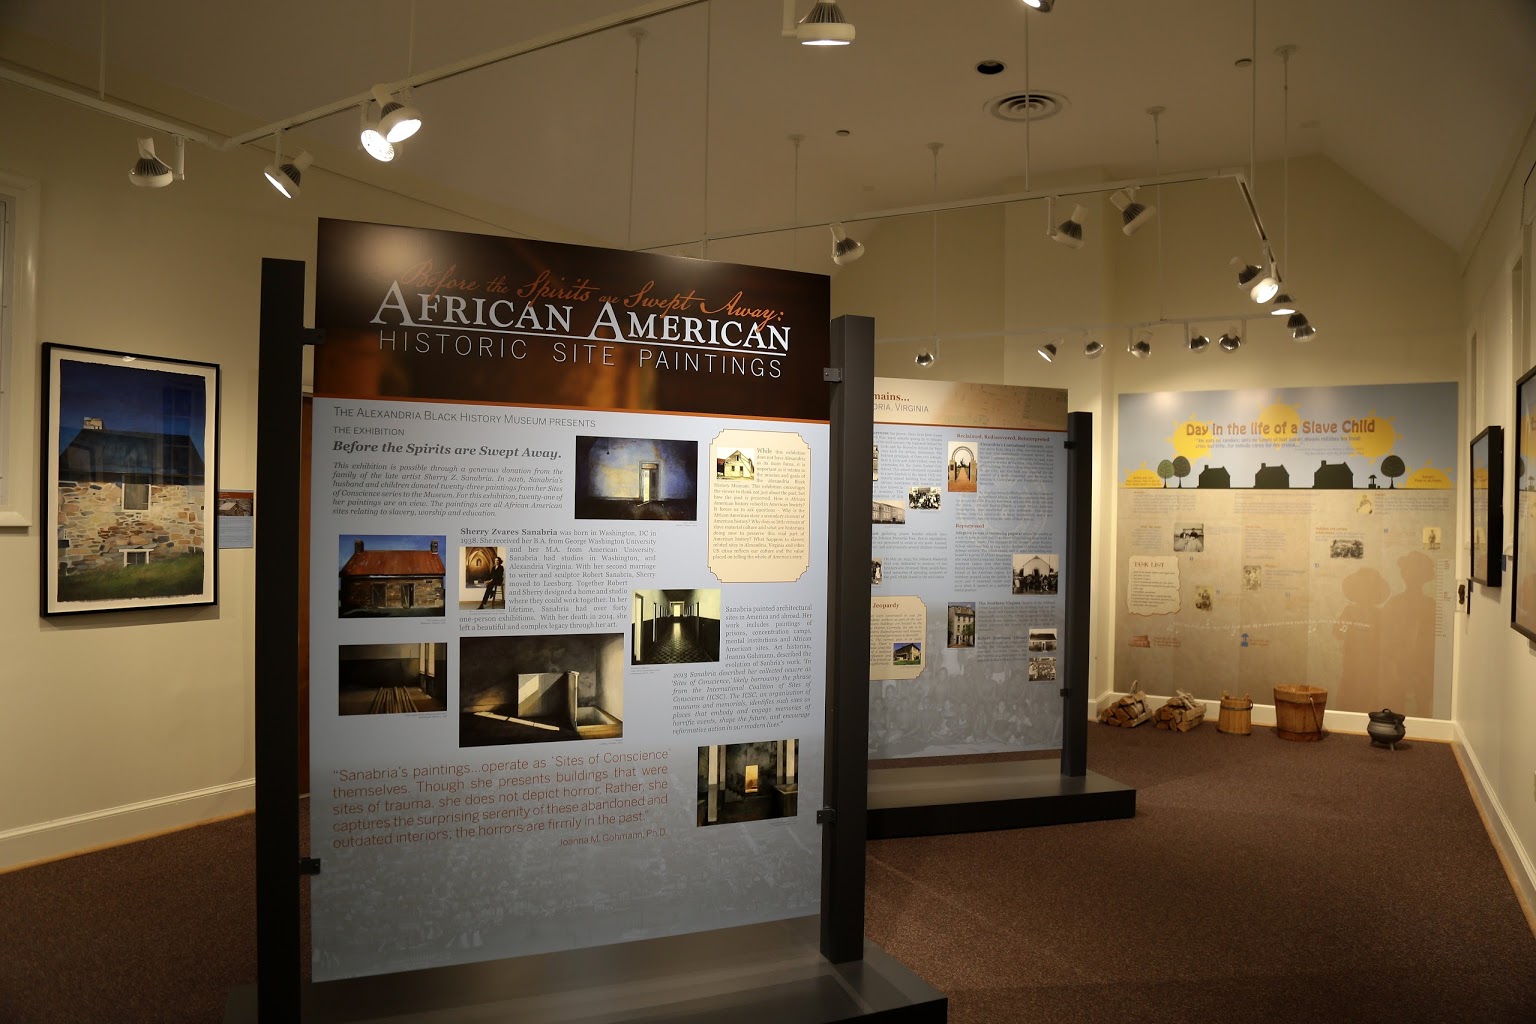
[1048, 200, 1087, 249]
[915, 348, 936, 367]
[1037, 342, 1058, 362]
[1269, 292, 1298, 316]
[1020, 0, 1055, 10]
[264, 149, 313, 199]
[1218, 331, 1243, 352]
[1109, 187, 1156, 235]
[1292, 323, 1318, 341]
[1187, 333, 1211, 353]
[359, 101, 396, 162]
[797, 2, 855, 45]
[1083, 339, 1104, 359]
[371, 85, 422, 143]
[129, 137, 174, 188]
[830, 222, 865, 265]
[1129, 335, 1151, 358]
[1230, 257, 1280, 302]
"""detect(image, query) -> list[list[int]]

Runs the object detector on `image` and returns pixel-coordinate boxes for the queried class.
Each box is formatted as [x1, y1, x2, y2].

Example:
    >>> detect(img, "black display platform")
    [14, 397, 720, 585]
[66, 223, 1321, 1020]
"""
[866, 759, 1135, 840]
[225, 917, 944, 1024]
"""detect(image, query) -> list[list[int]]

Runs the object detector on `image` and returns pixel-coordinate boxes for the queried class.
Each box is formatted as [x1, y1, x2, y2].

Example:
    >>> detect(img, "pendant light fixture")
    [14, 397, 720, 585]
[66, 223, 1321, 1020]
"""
[830, 223, 864, 265]
[1129, 332, 1152, 358]
[794, 2, 855, 46]
[358, 102, 395, 162]
[1083, 338, 1105, 359]
[1110, 187, 1156, 236]
[128, 137, 176, 187]
[1048, 199, 1087, 249]
[263, 131, 312, 199]
[1218, 329, 1243, 352]
[1187, 332, 1211, 353]
[1020, 0, 1055, 10]
[1037, 341, 1058, 362]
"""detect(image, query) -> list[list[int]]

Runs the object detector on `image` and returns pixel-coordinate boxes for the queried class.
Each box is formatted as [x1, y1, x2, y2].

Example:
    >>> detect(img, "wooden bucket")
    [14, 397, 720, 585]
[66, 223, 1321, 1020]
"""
[1273, 685, 1328, 741]
[1217, 691, 1252, 735]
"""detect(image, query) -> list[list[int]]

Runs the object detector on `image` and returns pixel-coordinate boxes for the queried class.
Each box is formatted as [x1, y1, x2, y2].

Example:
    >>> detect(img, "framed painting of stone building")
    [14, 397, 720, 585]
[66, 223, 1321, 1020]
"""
[41, 344, 219, 615]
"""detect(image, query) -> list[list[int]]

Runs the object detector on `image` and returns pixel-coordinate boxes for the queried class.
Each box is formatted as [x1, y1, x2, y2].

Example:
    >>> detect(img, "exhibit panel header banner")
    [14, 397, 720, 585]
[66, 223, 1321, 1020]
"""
[1114, 382, 1457, 719]
[868, 378, 1070, 759]
[314, 218, 831, 421]
[309, 221, 831, 981]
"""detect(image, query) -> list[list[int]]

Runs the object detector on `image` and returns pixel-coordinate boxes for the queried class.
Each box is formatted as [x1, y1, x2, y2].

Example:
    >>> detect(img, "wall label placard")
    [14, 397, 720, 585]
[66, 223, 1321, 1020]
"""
[310, 219, 831, 981]
[1115, 382, 1457, 718]
[866, 377, 1069, 759]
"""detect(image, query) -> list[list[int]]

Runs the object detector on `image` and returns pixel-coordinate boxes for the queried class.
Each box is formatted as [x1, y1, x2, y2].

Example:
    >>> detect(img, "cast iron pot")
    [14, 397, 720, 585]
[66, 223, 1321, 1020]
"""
[1367, 708, 1406, 749]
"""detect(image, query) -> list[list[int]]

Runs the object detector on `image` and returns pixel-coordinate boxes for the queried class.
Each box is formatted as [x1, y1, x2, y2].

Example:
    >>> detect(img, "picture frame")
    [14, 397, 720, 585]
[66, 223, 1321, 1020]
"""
[1513, 367, 1536, 640]
[1470, 425, 1503, 588]
[41, 343, 219, 615]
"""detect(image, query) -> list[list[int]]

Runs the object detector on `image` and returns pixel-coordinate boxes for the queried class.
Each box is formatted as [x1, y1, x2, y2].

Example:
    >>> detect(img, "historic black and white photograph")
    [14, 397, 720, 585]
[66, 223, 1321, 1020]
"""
[872, 499, 906, 524]
[1243, 564, 1263, 591]
[871, 558, 883, 585]
[1028, 628, 1057, 652]
[908, 485, 942, 510]
[631, 588, 721, 664]
[947, 442, 978, 493]
[1330, 537, 1365, 559]
[697, 739, 799, 827]
[338, 643, 448, 715]
[1172, 523, 1205, 553]
[947, 602, 976, 648]
[872, 444, 880, 482]
[1012, 553, 1059, 595]
[1027, 656, 1057, 681]
[574, 435, 698, 520]
[459, 632, 624, 746]
[1195, 585, 1214, 611]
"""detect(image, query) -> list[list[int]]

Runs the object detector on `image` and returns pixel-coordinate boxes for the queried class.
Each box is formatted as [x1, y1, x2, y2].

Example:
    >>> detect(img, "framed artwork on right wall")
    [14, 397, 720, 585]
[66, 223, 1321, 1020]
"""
[1512, 368, 1536, 640]
[1470, 425, 1503, 588]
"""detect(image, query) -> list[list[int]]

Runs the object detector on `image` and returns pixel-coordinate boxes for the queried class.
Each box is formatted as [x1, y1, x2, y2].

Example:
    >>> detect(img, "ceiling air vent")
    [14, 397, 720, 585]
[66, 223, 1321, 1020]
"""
[986, 91, 1066, 123]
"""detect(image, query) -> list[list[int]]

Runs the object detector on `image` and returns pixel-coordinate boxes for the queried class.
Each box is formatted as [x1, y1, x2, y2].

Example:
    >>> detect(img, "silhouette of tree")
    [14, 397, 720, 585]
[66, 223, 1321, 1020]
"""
[1156, 459, 1174, 488]
[1172, 456, 1191, 488]
[1380, 455, 1406, 489]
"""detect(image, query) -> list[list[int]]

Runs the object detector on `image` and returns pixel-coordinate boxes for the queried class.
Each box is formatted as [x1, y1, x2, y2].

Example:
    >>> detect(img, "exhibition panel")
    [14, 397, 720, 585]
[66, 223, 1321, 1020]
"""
[307, 220, 833, 981]
[1115, 383, 1457, 718]
[867, 378, 1069, 759]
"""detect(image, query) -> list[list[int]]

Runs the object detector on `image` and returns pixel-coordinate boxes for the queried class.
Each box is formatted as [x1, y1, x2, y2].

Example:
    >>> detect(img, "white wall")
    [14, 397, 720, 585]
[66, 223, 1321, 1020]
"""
[1455, 113, 1536, 906]
[0, 77, 568, 869]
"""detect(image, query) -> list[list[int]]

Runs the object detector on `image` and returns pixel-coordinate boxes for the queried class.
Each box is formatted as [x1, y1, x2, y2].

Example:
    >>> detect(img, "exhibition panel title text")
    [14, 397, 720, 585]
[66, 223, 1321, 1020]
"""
[371, 264, 791, 377]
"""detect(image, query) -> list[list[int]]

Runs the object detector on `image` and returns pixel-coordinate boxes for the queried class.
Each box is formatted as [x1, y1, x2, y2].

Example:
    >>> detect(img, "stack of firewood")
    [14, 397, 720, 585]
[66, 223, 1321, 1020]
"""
[1098, 690, 1152, 728]
[1154, 690, 1207, 732]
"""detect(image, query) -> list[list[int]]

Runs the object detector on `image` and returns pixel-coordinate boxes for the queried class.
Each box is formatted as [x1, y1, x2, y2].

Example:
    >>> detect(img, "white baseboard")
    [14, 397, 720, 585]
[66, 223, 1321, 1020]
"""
[0, 778, 255, 872]
[1089, 690, 1455, 742]
[1452, 724, 1536, 930]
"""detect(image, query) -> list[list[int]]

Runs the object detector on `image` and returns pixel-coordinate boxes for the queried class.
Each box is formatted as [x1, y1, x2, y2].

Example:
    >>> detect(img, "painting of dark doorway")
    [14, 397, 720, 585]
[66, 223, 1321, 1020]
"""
[459, 632, 625, 746]
[574, 436, 698, 520]
[696, 739, 800, 826]
[631, 588, 722, 665]
[337, 643, 448, 715]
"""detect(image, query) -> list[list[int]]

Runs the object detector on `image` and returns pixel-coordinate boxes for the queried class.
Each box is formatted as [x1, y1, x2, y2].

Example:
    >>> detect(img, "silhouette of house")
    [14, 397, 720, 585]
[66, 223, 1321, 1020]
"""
[1197, 465, 1231, 488]
[1254, 463, 1290, 488]
[1313, 460, 1355, 489]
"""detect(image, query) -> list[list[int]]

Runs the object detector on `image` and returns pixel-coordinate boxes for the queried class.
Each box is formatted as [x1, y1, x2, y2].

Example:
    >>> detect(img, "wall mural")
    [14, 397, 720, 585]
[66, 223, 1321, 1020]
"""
[1115, 382, 1457, 719]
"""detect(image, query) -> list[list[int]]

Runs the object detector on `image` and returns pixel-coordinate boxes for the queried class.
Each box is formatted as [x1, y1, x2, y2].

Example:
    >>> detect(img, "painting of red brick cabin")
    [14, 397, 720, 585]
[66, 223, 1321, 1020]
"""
[337, 534, 447, 617]
[43, 345, 218, 615]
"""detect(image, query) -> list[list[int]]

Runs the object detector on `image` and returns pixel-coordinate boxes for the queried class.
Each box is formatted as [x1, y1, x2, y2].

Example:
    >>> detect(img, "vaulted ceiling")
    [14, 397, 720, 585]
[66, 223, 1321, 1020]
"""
[4, 0, 1534, 267]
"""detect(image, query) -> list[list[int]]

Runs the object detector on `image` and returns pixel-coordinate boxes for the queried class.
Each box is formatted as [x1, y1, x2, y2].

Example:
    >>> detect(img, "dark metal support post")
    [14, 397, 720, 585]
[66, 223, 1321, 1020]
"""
[1060, 411, 1093, 778]
[821, 315, 874, 964]
[255, 257, 308, 1020]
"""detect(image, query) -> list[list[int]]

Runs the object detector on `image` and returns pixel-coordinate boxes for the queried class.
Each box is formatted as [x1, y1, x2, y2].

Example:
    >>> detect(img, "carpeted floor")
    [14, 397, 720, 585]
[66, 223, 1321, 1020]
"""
[867, 726, 1536, 1023]
[2, 725, 1532, 1023]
